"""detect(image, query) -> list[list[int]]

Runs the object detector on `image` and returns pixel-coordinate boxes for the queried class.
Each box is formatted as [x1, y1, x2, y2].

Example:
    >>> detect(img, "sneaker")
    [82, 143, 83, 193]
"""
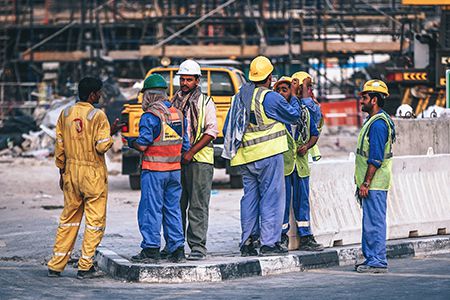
[280, 234, 289, 251]
[131, 248, 160, 263]
[299, 235, 324, 251]
[187, 250, 206, 261]
[168, 247, 186, 263]
[240, 237, 258, 257]
[259, 243, 288, 257]
[76, 266, 105, 280]
[47, 269, 61, 277]
[356, 264, 388, 274]
[160, 247, 170, 260]
[354, 261, 367, 271]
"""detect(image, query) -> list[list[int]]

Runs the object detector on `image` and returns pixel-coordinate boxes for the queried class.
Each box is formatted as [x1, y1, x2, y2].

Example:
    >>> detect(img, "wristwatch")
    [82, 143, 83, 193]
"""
[363, 182, 370, 188]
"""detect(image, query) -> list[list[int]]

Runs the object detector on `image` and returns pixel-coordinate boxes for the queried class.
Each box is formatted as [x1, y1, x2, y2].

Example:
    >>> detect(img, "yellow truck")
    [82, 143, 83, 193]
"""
[121, 65, 246, 189]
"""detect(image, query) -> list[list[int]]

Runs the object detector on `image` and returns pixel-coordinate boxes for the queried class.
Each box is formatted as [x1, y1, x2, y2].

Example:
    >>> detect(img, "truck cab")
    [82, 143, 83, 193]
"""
[121, 65, 246, 189]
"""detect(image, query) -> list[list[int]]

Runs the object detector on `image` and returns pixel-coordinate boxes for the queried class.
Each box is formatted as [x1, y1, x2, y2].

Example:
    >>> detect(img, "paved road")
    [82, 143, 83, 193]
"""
[1, 253, 450, 300]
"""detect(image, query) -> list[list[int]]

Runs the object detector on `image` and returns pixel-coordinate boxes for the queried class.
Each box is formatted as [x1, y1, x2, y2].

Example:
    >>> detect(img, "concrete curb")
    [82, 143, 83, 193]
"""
[95, 235, 450, 283]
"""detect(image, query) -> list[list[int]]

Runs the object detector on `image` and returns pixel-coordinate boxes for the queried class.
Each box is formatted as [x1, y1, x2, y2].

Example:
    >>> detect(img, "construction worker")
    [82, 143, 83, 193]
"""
[48, 77, 120, 279]
[126, 74, 189, 263]
[354, 79, 395, 273]
[291, 71, 323, 161]
[273, 77, 324, 252]
[222, 56, 301, 257]
[171, 59, 218, 260]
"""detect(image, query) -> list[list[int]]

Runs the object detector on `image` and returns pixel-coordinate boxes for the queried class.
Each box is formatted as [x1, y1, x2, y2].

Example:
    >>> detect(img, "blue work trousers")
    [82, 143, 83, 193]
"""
[239, 154, 285, 248]
[362, 190, 388, 268]
[138, 170, 184, 253]
[282, 172, 312, 237]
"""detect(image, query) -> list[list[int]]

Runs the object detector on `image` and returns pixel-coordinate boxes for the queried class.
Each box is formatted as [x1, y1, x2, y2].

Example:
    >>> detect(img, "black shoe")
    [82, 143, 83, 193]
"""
[251, 235, 261, 249]
[160, 247, 170, 260]
[168, 247, 186, 263]
[259, 243, 288, 257]
[299, 235, 324, 251]
[280, 234, 289, 251]
[187, 250, 206, 261]
[356, 265, 388, 273]
[76, 266, 105, 280]
[47, 269, 61, 277]
[131, 248, 160, 263]
[240, 236, 258, 257]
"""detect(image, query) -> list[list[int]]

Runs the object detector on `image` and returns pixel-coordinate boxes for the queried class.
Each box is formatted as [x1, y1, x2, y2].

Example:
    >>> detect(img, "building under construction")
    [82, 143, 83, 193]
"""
[0, 0, 447, 116]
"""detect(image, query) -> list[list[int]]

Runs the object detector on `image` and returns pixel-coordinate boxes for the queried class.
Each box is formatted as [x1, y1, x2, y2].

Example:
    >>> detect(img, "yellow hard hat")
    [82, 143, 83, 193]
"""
[360, 79, 389, 96]
[249, 56, 274, 82]
[291, 71, 313, 84]
[273, 76, 292, 90]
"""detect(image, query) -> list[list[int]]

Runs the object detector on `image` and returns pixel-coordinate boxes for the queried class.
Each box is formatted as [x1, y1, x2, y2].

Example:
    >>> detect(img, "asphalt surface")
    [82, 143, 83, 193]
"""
[1, 253, 450, 300]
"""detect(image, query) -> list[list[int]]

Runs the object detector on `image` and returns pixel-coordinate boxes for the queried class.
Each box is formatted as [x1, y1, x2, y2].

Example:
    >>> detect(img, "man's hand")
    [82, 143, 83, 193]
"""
[301, 77, 312, 99]
[181, 150, 194, 164]
[297, 145, 308, 156]
[358, 184, 369, 198]
[110, 118, 123, 136]
[291, 78, 300, 97]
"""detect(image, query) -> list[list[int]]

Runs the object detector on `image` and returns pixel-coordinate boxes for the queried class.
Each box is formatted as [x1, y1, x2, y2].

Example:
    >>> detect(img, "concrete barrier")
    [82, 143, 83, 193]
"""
[288, 154, 450, 249]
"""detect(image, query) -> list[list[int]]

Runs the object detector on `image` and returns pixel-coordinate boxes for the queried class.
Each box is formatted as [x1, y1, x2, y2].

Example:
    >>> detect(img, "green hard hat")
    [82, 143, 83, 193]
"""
[141, 73, 168, 91]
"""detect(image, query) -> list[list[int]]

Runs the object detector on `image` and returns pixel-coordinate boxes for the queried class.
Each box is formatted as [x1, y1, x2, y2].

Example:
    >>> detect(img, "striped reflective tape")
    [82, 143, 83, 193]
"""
[86, 224, 104, 231]
[59, 222, 80, 228]
[143, 155, 181, 163]
[282, 223, 289, 230]
[87, 108, 99, 121]
[296, 221, 310, 227]
[54, 251, 71, 257]
[82, 255, 93, 260]
[96, 137, 110, 144]
[242, 130, 286, 147]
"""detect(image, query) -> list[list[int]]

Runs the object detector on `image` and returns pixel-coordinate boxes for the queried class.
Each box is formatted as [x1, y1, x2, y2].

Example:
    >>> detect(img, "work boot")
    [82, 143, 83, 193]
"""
[160, 246, 170, 260]
[131, 248, 160, 263]
[280, 234, 289, 251]
[168, 247, 186, 263]
[251, 235, 261, 249]
[76, 266, 105, 280]
[240, 236, 258, 257]
[259, 243, 288, 257]
[47, 269, 61, 277]
[356, 265, 388, 274]
[299, 235, 324, 251]
[187, 250, 206, 261]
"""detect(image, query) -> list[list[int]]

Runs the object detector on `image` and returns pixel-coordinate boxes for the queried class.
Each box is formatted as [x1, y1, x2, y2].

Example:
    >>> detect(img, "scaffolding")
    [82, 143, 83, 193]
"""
[0, 0, 440, 107]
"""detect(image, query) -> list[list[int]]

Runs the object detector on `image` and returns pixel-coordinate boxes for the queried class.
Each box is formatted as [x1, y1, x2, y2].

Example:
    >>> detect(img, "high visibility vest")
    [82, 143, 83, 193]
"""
[231, 87, 288, 166]
[142, 106, 184, 171]
[283, 105, 311, 178]
[192, 94, 214, 164]
[354, 111, 393, 190]
[308, 106, 323, 161]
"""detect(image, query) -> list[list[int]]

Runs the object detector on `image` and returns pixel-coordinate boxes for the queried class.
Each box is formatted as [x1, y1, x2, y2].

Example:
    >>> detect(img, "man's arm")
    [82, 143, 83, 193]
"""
[93, 111, 114, 154]
[55, 112, 66, 191]
[130, 113, 159, 152]
[297, 114, 320, 156]
[263, 91, 300, 124]
[358, 119, 388, 198]
[181, 117, 190, 153]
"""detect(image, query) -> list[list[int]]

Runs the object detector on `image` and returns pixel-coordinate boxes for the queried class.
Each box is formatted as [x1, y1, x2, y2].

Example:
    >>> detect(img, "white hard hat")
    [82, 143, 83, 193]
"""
[396, 104, 414, 118]
[176, 59, 202, 76]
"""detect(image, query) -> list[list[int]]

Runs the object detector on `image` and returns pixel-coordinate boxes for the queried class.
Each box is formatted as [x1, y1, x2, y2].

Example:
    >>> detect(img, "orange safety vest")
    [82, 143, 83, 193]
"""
[141, 106, 184, 171]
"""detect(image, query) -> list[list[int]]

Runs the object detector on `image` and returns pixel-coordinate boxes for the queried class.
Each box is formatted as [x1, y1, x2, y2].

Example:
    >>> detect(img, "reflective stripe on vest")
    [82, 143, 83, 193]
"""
[354, 111, 393, 190]
[193, 94, 214, 164]
[230, 87, 288, 166]
[142, 106, 184, 171]
[283, 105, 311, 177]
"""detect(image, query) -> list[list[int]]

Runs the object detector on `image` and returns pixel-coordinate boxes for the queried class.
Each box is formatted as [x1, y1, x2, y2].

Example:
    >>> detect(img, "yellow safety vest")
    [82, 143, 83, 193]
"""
[231, 87, 288, 166]
[193, 94, 214, 164]
[283, 105, 311, 178]
[354, 112, 393, 190]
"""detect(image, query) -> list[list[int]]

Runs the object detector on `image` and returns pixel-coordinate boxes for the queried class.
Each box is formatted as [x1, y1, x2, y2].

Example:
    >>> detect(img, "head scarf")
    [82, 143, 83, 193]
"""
[172, 85, 203, 143]
[142, 89, 171, 121]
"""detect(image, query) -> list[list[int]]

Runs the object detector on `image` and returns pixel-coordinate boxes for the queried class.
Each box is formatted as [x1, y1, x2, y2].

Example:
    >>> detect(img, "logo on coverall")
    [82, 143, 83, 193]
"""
[73, 118, 83, 133]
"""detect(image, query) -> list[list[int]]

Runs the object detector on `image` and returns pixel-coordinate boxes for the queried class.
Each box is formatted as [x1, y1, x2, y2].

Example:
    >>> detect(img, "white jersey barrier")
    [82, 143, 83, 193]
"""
[288, 154, 450, 249]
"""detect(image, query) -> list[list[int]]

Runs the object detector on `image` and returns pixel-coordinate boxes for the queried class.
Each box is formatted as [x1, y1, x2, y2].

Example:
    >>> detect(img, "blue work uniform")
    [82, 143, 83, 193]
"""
[282, 98, 320, 237]
[361, 110, 389, 268]
[225, 91, 301, 248]
[131, 101, 190, 253]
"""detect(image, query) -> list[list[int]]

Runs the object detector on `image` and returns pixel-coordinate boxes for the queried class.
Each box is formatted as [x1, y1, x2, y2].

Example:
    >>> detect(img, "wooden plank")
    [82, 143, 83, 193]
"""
[21, 51, 88, 61]
[108, 50, 141, 60]
[301, 41, 405, 53]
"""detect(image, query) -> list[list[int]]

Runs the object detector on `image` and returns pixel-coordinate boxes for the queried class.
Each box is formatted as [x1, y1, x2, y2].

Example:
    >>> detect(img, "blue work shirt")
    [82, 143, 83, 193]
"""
[132, 101, 190, 152]
[301, 97, 322, 125]
[367, 110, 389, 169]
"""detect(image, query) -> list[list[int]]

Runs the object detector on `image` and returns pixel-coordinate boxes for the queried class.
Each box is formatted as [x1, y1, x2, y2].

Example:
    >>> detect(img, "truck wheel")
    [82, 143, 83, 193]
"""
[129, 175, 141, 190]
[230, 175, 243, 189]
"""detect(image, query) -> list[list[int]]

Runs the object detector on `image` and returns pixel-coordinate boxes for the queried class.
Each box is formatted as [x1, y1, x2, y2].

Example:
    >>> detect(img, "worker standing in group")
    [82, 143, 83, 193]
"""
[273, 76, 324, 252]
[354, 79, 395, 273]
[291, 72, 323, 161]
[172, 59, 218, 260]
[47, 77, 120, 279]
[126, 74, 189, 264]
[223, 56, 301, 257]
